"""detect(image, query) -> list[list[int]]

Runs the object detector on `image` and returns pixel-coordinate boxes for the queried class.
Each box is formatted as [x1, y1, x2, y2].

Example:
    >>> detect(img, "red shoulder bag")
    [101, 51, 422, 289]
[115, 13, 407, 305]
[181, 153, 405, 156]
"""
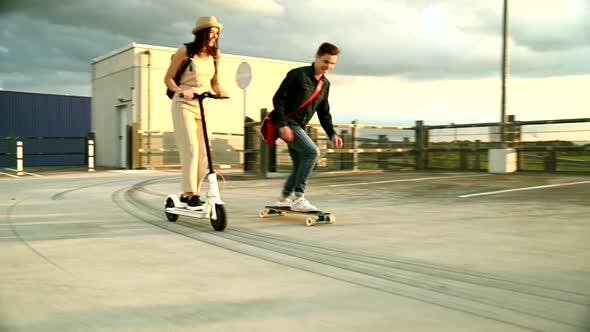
[260, 79, 324, 146]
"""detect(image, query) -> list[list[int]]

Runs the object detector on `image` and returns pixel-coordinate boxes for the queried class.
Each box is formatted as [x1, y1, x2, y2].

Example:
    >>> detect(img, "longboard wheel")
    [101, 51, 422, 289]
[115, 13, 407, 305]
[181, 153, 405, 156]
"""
[260, 208, 287, 218]
[326, 215, 336, 224]
[165, 197, 179, 222]
[306, 217, 316, 226]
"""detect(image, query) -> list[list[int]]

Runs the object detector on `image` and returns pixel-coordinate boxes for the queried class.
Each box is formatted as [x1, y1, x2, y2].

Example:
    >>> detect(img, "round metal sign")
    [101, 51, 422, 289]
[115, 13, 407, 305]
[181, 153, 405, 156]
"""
[236, 61, 252, 90]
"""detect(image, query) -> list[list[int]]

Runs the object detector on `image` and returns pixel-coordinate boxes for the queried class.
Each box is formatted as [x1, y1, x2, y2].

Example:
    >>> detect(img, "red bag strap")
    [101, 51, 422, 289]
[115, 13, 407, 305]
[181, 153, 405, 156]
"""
[285, 79, 324, 119]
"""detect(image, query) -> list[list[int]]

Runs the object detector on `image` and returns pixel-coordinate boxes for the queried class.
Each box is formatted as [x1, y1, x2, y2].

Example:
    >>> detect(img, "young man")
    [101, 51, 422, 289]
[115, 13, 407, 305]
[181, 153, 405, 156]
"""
[270, 42, 343, 212]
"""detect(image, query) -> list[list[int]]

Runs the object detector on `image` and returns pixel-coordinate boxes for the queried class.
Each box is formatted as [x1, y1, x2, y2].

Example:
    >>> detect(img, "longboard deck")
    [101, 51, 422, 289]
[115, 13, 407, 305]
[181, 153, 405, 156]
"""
[264, 205, 331, 216]
[260, 206, 335, 226]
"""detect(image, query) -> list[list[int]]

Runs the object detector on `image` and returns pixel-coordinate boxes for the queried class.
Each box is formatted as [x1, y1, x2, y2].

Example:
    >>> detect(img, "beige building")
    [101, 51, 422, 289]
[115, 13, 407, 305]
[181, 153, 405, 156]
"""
[91, 42, 308, 169]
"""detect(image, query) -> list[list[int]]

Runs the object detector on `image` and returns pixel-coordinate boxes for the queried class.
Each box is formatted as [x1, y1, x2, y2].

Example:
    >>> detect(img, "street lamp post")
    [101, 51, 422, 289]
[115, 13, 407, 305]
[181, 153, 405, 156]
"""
[500, 0, 509, 148]
[487, 0, 517, 174]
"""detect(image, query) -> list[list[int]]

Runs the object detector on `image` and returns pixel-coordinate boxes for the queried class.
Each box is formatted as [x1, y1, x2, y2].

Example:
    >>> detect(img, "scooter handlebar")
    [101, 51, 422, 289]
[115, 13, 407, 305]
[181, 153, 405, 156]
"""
[187, 92, 229, 100]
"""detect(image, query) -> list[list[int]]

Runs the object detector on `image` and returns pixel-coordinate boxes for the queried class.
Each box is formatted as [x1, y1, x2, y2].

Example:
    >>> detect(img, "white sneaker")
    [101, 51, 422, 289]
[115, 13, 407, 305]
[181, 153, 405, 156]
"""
[272, 198, 293, 208]
[291, 196, 317, 212]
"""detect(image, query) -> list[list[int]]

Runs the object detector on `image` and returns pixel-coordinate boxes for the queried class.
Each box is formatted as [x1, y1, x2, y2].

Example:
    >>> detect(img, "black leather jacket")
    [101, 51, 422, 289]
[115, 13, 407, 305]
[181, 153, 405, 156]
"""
[270, 64, 336, 139]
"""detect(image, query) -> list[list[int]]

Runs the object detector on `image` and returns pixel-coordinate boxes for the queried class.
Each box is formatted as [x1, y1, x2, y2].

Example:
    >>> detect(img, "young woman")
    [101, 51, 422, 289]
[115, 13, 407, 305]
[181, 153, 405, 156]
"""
[164, 16, 228, 210]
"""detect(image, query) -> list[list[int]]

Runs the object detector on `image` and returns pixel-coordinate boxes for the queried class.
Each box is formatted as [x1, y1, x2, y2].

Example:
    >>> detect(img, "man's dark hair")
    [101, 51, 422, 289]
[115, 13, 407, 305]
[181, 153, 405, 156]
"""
[317, 42, 340, 56]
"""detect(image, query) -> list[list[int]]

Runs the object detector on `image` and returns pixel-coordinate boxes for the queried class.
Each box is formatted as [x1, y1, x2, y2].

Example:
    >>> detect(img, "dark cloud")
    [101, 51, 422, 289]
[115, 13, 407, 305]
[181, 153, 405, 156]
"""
[0, 12, 130, 94]
[0, 0, 588, 95]
[511, 2, 590, 52]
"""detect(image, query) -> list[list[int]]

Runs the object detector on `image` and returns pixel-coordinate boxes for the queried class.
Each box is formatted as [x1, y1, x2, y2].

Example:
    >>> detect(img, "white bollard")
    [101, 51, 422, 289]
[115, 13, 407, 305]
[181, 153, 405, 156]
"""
[88, 140, 95, 172]
[488, 148, 517, 173]
[16, 141, 24, 176]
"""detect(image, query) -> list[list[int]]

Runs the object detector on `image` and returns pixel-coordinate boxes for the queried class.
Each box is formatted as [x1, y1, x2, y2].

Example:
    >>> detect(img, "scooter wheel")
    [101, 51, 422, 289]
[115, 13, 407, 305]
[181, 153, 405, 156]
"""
[165, 197, 179, 222]
[210, 204, 227, 231]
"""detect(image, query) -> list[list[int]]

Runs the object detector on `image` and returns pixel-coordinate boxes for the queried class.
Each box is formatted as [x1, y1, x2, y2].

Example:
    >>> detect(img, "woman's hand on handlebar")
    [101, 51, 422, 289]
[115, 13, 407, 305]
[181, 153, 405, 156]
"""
[180, 89, 194, 100]
[216, 90, 228, 97]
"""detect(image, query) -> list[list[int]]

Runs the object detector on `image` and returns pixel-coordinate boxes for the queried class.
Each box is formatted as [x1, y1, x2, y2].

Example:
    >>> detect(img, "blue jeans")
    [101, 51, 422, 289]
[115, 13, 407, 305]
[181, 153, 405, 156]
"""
[281, 126, 320, 197]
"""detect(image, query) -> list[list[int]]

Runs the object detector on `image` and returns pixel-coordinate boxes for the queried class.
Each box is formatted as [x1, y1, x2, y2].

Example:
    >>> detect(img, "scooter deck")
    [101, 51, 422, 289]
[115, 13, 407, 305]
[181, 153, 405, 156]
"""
[164, 192, 228, 232]
[165, 206, 209, 219]
[260, 206, 335, 226]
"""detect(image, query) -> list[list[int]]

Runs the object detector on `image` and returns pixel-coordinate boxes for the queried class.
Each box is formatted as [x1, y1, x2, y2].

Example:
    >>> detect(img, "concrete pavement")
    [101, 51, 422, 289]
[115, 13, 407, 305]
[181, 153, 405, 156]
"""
[1, 170, 589, 331]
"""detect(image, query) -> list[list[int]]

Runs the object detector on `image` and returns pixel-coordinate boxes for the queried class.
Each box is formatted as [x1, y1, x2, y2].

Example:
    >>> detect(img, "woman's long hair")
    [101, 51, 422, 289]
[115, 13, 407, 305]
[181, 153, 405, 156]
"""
[188, 27, 218, 58]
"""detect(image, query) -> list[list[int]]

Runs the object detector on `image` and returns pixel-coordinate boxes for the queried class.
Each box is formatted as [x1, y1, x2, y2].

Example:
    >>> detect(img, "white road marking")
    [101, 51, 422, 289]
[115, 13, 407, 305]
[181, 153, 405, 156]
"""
[0, 171, 19, 178]
[459, 180, 590, 198]
[4, 168, 42, 177]
[108, 170, 163, 174]
[328, 174, 490, 187]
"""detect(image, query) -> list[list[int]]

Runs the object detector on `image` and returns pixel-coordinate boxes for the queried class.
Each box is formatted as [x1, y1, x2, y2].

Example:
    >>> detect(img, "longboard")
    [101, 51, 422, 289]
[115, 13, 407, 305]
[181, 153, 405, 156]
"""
[259, 206, 335, 226]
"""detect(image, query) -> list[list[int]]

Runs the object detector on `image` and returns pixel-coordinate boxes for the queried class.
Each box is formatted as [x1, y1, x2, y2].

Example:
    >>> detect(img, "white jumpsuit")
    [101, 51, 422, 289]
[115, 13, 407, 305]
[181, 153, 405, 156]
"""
[170, 55, 215, 193]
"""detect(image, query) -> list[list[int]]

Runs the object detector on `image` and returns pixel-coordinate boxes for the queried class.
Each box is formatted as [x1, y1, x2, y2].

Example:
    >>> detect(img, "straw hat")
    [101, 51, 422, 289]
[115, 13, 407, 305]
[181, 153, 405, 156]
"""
[192, 16, 223, 34]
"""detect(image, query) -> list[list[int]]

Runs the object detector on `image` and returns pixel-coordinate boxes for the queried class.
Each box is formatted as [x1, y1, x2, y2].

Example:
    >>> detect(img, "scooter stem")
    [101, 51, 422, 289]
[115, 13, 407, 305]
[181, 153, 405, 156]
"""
[197, 96, 214, 174]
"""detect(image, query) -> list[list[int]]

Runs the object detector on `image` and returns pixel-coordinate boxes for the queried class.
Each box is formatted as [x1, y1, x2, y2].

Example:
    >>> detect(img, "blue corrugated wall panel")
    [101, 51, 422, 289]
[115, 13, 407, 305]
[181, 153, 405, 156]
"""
[0, 91, 91, 167]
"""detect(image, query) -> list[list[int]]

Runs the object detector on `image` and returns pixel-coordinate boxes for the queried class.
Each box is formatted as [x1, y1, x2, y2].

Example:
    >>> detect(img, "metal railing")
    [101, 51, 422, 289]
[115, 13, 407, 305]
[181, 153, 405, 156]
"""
[422, 117, 590, 172]
[134, 129, 244, 169]
[0, 135, 93, 168]
[131, 111, 590, 174]
[244, 111, 590, 175]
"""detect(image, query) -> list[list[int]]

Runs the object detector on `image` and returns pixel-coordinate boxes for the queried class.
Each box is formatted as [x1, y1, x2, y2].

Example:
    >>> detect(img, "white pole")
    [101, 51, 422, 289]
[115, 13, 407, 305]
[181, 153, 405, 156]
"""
[16, 141, 23, 176]
[500, 0, 510, 147]
[88, 139, 95, 172]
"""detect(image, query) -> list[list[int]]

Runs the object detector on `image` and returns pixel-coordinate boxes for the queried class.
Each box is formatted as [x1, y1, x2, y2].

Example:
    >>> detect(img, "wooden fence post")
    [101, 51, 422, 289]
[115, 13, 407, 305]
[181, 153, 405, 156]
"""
[243, 116, 257, 173]
[415, 121, 428, 169]
[340, 130, 352, 170]
[544, 150, 557, 172]
[459, 142, 468, 169]
[403, 137, 410, 167]
[475, 140, 481, 169]
[351, 119, 359, 171]
[377, 134, 389, 169]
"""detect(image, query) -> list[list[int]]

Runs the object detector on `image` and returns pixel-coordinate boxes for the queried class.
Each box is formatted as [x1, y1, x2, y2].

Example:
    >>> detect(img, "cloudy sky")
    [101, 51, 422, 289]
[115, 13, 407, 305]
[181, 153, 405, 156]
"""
[1, 0, 589, 124]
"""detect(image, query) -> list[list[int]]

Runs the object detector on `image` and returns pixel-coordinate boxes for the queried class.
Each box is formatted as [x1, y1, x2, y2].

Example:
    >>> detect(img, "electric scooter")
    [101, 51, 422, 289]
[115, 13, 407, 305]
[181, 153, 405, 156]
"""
[164, 92, 229, 231]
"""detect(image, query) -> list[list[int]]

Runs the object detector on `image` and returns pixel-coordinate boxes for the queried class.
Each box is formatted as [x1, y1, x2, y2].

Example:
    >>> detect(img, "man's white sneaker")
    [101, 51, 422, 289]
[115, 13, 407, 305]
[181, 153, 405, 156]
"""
[291, 196, 317, 212]
[272, 198, 293, 208]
